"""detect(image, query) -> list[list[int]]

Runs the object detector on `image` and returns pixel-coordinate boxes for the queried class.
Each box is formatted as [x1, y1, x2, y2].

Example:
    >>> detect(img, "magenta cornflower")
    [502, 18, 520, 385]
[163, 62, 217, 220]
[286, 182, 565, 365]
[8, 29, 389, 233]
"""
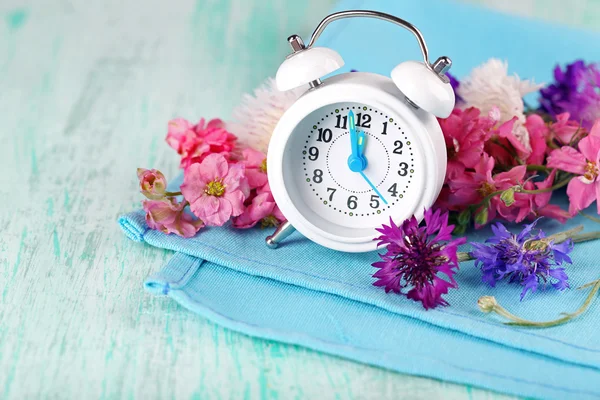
[372, 209, 466, 310]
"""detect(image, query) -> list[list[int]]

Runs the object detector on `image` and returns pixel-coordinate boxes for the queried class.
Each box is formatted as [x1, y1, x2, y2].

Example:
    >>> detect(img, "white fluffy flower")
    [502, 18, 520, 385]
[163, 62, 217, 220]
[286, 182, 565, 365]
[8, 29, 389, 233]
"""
[457, 59, 542, 150]
[227, 78, 306, 154]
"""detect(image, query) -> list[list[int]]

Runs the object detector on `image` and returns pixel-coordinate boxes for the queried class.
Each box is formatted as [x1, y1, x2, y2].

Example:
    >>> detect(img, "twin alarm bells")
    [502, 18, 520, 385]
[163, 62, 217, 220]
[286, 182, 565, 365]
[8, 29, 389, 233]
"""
[264, 10, 455, 253]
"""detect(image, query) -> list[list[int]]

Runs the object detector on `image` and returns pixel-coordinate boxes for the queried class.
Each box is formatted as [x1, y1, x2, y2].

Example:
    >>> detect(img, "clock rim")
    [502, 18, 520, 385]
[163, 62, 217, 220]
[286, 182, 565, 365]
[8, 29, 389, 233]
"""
[267, 72, 446, 253]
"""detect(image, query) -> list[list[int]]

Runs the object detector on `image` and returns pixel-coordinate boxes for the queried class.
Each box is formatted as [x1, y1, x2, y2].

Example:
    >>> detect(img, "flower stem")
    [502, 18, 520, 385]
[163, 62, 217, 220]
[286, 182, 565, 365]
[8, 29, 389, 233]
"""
[517, 177, 571, 194]
[504, 279, 600, 328]
[165, 191, 182, 197]
[526, 164, 550, 173]
[457, 252, 473, 262]
[477, 278, 600, 328]
[578, 211, 600, 224]
[544, 225, 583, 244]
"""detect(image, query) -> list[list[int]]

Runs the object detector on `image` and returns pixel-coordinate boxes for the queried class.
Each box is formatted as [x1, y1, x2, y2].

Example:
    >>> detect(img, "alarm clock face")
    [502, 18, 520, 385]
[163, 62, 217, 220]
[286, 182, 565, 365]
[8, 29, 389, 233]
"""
[281, 102, 427, 237]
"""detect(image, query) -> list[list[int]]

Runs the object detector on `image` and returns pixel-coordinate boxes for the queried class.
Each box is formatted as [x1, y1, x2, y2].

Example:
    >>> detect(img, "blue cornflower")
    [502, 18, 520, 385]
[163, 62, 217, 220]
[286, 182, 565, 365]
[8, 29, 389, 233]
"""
[470, 220, 572, 300]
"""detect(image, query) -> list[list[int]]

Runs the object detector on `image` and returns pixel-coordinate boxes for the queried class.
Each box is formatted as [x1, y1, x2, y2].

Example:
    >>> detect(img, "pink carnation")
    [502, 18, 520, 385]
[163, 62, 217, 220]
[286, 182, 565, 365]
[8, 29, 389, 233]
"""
[181, 154, 249, 226]
[438, 107, 495, 173]
[143, 198, 204, 238]
[547, 120, 600, 215]
[166, 118, 237, 169]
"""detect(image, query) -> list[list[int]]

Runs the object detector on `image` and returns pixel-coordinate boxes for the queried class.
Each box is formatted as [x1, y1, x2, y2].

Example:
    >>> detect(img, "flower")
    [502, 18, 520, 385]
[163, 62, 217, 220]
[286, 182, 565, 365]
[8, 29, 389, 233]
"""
[548, 112, 584, 145]
[470, 220, 572, 300]
[547, 120, 600, 214]
[143, 198, 204, 238]
[539, 60, 600, 130]
[457, 59, 542, 150]
[523, 114, 548, 165]
[444, 154, 528, 224]
[372, 208, 466, 310]
[438, 107, 496, 172]
[232, 189, 285, 229]
[227, 78, 305, 154]
[166, 118, 237, 169]
[240, 148, 268, 189]
[525, 170, 570, 223]
[446, 72, 462, 103]
[477, 296, 498, 313]
[137, 168, 167, 199]
[181, 154, 249, 226]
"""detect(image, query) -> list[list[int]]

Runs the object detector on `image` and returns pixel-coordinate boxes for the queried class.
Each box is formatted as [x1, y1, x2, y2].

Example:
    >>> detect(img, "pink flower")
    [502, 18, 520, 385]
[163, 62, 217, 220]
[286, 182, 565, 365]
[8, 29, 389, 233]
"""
[137, 168, 167, 199]
[549, 113, 584, 145]
[143, 198, 204, 238]
[232, 190, 285, 229]
[166, 118, 237, 169]
[240, 148, 268, 189]
[483, 117, 528, 167]
[181, 154, 249, 226]
[446, 155, 527, 225]
[438, 107, 495, 171]
[547, 120, 600, 214]
[524, 114, 548, 165]
[525, 170, 570, 222]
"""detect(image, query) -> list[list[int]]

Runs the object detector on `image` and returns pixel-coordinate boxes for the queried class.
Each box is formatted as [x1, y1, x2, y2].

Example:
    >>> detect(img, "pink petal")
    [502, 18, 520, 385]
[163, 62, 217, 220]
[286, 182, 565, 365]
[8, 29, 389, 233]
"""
[181, 164, 207, 204]
[245, 169, 268, 189]
[578, 135, 600, 163]
[189, 194, 220, 219]
[204, 198, 233, 226]
[567, 178, 597, 215]
[242, 148, 267, 168]
[200, 153, 229, 181]
[547, 147, 587, 175]
[590, 120, 600, 138]
[224, 189, 247, 217]
[223, 163, 246, 191]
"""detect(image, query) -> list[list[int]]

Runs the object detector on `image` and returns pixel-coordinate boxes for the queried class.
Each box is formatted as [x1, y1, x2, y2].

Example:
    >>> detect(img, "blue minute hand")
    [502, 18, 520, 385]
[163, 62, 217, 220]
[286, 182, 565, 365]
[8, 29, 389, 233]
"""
[359, 171, 388, 205]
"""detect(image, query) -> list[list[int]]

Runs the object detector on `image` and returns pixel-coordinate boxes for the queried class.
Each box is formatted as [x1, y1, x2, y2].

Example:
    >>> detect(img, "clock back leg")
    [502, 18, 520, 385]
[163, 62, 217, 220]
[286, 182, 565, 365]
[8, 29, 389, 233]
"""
[265, 221, 296, 249]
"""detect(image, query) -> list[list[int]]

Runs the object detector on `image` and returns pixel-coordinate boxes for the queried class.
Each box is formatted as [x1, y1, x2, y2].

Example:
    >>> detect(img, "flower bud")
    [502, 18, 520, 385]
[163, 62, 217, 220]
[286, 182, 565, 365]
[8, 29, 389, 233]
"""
[457, 208, 471, 226]
[137, 168, 167, 200]
[474, 207, 489, 226]
[477, 296, 498, 313]
[500, 187, 516, 207]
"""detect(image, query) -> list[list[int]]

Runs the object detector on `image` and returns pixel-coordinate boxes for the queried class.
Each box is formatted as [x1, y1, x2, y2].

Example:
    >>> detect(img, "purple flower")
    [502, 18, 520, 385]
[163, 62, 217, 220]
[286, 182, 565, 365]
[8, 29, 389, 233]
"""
[372, 209, 466, 310]
[470, 220, 572, 300]
[539, 60, 600, 130]
[446, 72, 462, 103]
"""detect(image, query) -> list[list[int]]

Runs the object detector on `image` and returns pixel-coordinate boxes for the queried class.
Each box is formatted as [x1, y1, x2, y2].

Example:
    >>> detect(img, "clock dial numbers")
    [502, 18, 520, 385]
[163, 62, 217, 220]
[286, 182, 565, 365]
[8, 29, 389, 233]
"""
[299, 103, 418, 228]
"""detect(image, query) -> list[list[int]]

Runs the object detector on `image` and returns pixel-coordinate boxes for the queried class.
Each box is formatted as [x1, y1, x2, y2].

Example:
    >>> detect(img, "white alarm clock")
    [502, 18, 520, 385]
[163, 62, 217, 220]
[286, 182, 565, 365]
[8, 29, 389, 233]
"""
[265, 10, 454, 252]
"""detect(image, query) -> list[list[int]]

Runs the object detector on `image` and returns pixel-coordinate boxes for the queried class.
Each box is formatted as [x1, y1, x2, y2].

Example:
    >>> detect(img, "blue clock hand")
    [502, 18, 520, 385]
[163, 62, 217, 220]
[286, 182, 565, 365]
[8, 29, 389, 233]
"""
[357, 130, 368, 167]
[359, 171, 388, 205]
[347, 111, 366, 172]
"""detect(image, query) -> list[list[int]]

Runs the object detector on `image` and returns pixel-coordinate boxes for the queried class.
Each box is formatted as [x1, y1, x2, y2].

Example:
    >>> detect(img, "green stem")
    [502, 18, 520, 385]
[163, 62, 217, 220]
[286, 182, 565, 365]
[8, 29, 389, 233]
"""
[517, 177, 571, 194]
[578, 211, 600, 224]
[165, 191, 182, 197]
[526, 164, 550, 173]
[544, 225, 584, 244]
[503, 279, 600, 328]
[571, 231, 600, 244]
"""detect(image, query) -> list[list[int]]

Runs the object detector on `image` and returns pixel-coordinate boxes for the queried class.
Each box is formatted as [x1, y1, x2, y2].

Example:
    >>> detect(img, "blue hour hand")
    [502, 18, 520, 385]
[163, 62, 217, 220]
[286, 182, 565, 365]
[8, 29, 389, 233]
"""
[347, 111, 366, 172]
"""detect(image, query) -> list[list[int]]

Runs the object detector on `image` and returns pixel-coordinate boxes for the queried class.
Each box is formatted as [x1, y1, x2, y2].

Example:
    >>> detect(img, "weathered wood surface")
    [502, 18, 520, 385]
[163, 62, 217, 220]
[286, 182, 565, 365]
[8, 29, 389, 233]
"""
[1, 0, 598, 398]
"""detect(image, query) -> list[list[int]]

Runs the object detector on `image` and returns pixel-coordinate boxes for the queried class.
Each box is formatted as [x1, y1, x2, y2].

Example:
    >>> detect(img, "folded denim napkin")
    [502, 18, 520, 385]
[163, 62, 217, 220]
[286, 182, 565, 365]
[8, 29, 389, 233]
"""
[120, 0, 600, 397]
[120, 173, 600, 399]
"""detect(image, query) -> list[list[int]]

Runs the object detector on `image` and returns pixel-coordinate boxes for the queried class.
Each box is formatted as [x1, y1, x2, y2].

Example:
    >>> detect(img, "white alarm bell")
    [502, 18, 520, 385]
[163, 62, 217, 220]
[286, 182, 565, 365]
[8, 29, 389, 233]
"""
[265, 10, 454, 252]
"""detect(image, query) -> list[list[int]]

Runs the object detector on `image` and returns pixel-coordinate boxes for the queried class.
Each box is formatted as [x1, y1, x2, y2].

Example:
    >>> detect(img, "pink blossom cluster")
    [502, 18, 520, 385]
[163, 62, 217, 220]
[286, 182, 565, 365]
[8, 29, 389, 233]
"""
[435, 105, 599, 229]
[138, 118, 284, 238]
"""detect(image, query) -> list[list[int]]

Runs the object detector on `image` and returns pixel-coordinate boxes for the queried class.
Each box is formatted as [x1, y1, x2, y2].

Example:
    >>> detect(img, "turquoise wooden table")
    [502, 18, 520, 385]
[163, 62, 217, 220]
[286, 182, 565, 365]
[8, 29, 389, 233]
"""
[2, 0, 599, 398]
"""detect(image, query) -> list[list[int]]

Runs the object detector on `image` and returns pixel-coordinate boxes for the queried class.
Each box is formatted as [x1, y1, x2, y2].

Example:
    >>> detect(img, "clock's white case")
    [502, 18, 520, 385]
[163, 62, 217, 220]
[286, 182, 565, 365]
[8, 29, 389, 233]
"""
[268, 72, 447, 252]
